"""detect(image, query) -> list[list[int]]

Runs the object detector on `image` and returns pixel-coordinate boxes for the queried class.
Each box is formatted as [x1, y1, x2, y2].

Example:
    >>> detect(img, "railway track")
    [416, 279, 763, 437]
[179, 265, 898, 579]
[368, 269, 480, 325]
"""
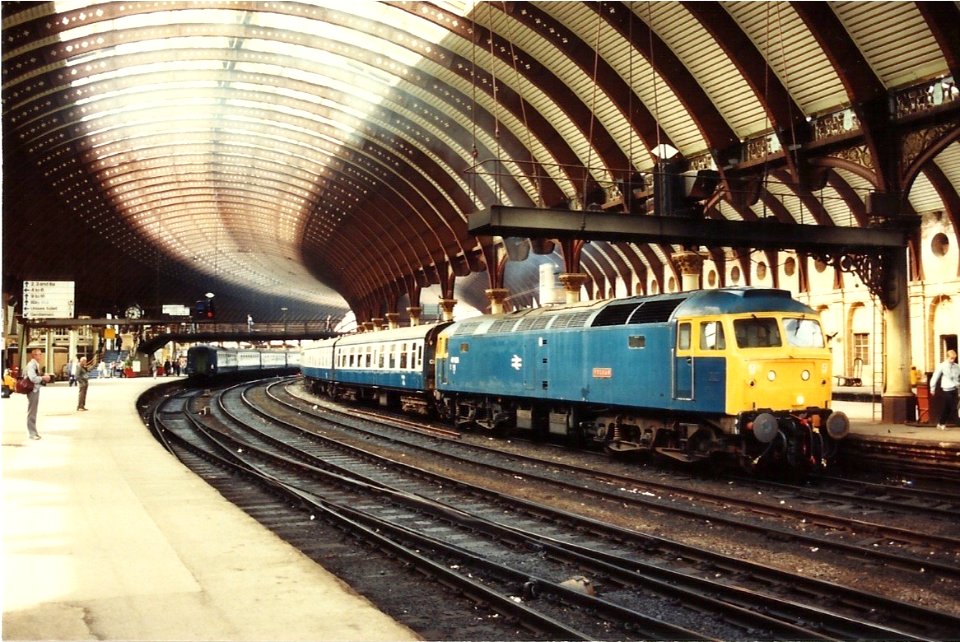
[270, 381, 960, 577]
[147, 380, 960, 640]
[838, 435, 960, 484]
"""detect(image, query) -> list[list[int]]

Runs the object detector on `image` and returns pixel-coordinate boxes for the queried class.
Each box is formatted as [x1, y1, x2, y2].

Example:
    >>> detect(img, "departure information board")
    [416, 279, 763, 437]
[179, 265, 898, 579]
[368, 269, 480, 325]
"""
[23, 280, 75, 319]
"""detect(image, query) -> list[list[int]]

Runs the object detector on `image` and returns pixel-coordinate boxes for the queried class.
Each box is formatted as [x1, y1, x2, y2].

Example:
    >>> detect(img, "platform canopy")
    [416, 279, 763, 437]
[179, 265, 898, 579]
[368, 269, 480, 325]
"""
[3, 2, 958, 324]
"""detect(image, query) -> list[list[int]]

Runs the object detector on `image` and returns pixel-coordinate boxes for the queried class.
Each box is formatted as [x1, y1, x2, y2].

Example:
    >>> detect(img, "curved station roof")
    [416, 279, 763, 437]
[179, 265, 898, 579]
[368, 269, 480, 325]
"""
[3, 1, 958, 325]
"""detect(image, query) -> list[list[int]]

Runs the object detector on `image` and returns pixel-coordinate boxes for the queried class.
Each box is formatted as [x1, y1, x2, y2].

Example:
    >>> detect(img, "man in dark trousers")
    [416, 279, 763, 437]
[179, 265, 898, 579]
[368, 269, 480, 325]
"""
[930, 349, 960, 430]
[76, 356, 94, 411]
[25, 348, 51, 440]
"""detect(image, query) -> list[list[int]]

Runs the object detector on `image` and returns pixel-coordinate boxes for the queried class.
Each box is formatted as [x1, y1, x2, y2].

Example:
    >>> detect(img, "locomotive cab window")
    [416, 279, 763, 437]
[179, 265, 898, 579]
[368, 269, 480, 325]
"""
[783, 317, 825, 348]
[677, 322, 692, 350]
[699, 321, 726, 350]
[734, 318, 782, 348]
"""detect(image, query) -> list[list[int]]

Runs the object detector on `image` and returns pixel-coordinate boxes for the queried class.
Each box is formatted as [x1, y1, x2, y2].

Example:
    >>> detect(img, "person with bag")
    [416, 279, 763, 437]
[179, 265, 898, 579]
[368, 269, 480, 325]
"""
[24, 348, 51, 440]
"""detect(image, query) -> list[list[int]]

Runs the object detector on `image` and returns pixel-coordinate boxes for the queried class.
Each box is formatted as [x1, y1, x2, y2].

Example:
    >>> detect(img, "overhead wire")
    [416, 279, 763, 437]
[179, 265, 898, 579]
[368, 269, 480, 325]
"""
[583, 4, 604, 208]
[485, 1, 502, 203]
[501, 1, 542, 206]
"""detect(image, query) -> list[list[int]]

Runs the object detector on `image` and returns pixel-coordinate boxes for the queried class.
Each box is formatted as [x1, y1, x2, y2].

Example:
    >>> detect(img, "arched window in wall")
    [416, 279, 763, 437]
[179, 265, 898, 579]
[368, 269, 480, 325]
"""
[848, 302, 871, 378]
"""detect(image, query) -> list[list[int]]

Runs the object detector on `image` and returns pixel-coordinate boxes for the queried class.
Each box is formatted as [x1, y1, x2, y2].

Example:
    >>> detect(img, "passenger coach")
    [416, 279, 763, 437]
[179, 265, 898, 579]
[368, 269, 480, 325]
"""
[302, 323, 449, 413]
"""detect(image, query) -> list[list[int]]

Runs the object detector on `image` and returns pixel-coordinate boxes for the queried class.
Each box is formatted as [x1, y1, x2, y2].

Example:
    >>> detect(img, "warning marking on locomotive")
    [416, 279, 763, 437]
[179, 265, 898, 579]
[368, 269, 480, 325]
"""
[511, 355, 523, 370]
[592, 367, 613, 378]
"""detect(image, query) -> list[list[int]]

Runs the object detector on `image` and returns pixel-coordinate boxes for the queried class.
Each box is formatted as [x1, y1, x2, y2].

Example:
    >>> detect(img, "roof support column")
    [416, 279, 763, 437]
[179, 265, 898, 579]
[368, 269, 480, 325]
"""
[438, 299, 457, 322]
[385, 313, 400, 330]
[558, 273, 589, 304]
[406, 306, 422, 327]
[881, 249, 914, 423]
[485, 288, 510, 315]
[673, 250, 705, 291]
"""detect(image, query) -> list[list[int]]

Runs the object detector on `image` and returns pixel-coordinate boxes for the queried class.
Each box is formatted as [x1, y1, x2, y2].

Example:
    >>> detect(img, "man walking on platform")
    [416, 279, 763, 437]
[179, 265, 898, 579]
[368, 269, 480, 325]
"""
[25, 348, 51, 440]
[76, 356, 93, 411]
[930, 349, 960, 430]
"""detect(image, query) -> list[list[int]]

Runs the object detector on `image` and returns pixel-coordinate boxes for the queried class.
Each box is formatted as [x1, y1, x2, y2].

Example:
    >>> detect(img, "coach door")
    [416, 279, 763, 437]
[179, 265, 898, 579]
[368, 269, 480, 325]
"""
[674, 321, 694, 400]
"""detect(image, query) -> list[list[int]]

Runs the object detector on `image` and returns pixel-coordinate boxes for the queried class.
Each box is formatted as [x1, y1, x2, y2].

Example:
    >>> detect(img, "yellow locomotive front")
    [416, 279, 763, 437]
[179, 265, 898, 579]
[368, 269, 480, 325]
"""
[725, 311, 849, 473]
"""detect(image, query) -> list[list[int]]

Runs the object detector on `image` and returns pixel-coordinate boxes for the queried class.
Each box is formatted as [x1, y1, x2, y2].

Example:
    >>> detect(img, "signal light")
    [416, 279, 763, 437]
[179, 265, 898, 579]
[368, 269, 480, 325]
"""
[653, 159, 719, 217]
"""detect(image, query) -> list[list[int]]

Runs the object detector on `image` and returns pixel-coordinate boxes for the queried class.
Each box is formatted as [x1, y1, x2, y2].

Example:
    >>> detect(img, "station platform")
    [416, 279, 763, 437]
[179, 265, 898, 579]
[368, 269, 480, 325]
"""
[3, 380, 957, 641]
[1, 377, 419, 641]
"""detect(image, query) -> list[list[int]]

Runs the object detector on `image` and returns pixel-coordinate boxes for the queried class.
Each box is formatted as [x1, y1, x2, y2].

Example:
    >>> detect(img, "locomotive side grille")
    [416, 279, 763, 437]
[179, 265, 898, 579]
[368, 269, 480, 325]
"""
[450, 320, 485, 336]
[552, 311, 594, 329]
[628, 299, 684, 324]
[489, 319, 520, 333]
[517, 315, 552, 331]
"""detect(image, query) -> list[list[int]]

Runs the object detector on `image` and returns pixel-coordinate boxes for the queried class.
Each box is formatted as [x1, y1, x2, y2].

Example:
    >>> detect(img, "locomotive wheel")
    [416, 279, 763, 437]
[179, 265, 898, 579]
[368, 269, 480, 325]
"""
[566, 407, 584, 448]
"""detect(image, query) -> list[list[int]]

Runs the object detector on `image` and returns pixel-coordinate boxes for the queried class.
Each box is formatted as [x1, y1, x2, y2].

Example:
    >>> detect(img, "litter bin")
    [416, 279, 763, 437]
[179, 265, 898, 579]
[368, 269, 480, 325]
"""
[916, 382, 930, 423]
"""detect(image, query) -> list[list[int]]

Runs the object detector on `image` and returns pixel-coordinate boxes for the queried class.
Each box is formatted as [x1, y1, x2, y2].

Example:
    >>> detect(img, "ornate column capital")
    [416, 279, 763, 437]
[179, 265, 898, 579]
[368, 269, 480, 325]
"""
[438, 298, 457, 321]
[558, 273, 589, 304]
[485, 288, 510, 315]
[406, 306, 422, 327]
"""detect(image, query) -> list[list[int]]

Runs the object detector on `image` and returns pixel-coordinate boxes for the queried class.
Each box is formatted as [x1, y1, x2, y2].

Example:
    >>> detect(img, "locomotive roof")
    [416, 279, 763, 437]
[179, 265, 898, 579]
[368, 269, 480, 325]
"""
[672, 288, 817, 317]
[333, 320, 453, 346]
[445, 288, 815, 336]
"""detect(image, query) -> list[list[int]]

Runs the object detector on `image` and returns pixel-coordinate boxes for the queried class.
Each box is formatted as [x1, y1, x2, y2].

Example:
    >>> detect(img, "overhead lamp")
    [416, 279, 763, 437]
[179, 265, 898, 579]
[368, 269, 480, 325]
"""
[651, 143, 679, 160]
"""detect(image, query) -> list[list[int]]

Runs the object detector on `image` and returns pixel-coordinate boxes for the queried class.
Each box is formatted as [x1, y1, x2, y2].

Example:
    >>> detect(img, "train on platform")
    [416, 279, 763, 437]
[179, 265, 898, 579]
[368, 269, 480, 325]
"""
[186, 345, 300, 379]
[300, 288, 850, 477]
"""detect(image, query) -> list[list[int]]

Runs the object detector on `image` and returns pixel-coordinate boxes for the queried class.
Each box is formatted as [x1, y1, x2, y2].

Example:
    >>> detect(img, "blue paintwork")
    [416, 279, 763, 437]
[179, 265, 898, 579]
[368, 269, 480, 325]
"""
[300, 288, 806, 417]
[438, 321, 727, 414]
[672, 288, 815, 317]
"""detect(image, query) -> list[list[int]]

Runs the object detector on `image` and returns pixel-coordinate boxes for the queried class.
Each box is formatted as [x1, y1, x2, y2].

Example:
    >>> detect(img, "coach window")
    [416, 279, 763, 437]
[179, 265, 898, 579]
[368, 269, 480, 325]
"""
[388, 344, 396, 369]
[628, 335, 646, 349]
[400, 343, 408, 369]
[677, 322, 692, 350]
[416, 343, 423, 369]
[699, 321, 726, 350]
[365, 347, 372, 368]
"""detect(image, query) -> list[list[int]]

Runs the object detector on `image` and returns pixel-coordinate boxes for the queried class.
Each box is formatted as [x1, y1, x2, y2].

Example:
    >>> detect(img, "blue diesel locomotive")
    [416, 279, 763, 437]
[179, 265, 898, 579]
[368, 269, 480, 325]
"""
[301, 288, 849, 475]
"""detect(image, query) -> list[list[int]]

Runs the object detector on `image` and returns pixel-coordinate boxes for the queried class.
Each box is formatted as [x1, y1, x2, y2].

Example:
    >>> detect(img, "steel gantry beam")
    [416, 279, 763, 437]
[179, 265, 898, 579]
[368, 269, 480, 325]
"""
[468, 206, 914, 253]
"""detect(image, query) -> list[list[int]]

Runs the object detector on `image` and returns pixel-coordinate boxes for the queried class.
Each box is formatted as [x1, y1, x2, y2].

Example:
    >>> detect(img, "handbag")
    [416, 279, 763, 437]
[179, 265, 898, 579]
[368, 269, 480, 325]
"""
[15, 377, 34, 394]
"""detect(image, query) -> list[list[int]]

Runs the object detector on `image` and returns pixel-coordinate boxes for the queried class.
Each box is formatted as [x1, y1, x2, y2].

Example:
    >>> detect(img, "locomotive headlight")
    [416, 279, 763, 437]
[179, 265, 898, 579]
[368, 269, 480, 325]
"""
[801, 369, 811, 381]
[767, 370, 776, 382]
